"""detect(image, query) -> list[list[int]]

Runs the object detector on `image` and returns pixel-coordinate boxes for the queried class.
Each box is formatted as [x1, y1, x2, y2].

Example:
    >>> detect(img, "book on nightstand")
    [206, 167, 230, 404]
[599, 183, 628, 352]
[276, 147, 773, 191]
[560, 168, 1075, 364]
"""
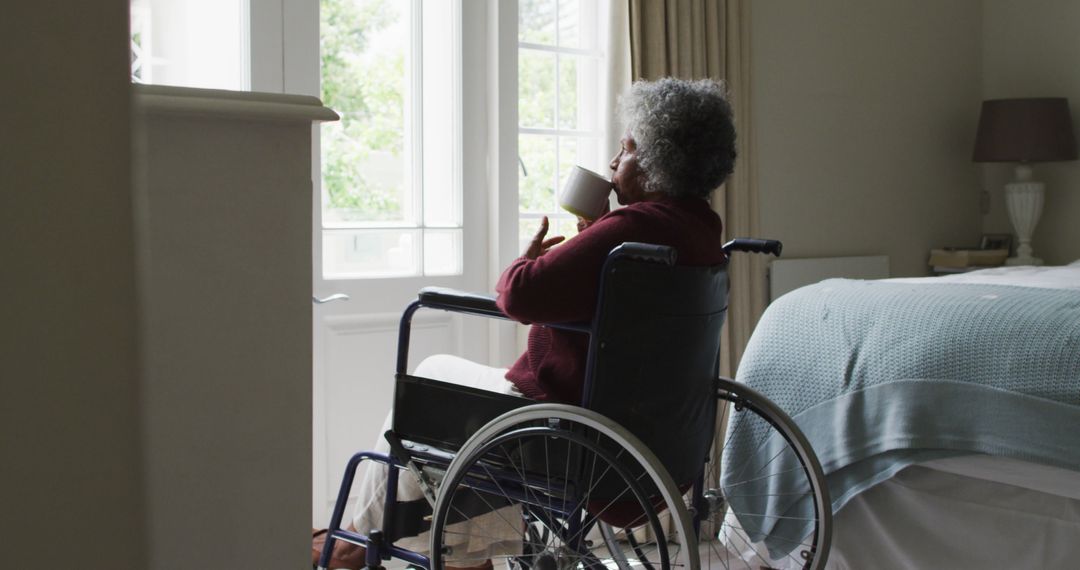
[931, 265, 984, 274]
[928, 248, 1008, 269]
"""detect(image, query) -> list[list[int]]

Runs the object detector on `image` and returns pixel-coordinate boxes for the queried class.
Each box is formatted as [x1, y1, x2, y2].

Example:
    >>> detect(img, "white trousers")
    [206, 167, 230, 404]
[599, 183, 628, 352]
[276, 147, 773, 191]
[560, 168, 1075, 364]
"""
[350, 354, 524, 564]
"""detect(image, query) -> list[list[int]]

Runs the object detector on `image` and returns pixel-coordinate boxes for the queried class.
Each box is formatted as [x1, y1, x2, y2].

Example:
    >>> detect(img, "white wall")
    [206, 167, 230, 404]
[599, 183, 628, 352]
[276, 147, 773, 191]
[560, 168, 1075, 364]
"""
[981, 0, 1080, 265]
[1, 1, 147, 567]
[751, 0, 984, 277]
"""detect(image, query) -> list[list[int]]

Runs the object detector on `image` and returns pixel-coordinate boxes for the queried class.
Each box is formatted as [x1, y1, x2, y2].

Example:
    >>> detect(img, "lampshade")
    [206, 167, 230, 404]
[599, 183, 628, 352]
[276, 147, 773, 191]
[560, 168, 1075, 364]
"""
[972, 98, 1078, 163]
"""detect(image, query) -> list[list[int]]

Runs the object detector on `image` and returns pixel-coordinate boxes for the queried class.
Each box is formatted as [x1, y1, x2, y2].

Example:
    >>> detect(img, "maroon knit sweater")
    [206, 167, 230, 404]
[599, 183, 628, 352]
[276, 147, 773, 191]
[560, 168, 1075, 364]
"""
[495, 196, 726, 404]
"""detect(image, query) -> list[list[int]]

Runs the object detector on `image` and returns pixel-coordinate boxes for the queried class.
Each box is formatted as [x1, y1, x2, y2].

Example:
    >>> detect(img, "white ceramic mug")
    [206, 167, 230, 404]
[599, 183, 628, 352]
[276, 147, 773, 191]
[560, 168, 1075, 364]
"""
[558, 165, 612, 220]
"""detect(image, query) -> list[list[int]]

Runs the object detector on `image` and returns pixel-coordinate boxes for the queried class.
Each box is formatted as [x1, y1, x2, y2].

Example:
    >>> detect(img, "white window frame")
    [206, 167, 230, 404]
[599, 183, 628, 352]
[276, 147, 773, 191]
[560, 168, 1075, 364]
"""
[484, 0, 612, 362]
[516, 1, 608, 250]
[318, 0, 464, 279]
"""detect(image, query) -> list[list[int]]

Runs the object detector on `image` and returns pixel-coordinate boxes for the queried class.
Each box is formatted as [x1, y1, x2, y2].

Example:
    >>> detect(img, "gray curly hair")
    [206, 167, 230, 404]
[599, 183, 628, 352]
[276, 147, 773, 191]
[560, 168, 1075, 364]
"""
[618, 78, 737, 198]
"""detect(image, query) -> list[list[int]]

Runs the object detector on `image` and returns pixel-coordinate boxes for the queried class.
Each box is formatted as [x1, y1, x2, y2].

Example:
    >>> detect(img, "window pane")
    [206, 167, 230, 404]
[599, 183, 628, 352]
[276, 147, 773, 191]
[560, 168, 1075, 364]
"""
[519, 50, 556, 129]
[517, 216, 577, 254]
[517, 218, 536, 255]
[321, 120, 410, 225]
[323, 229, 420, 278]
[130, 1, 151, 83]
[558, 137, 580, 193]
[557, 0, 579, 48]
[130, 0, 247, 89]
[551, 216, 578, 239]
[557, 56, 577, 129]
[519, 134, 557, 213]
[576, 55, 601, 133]
[561, 135, 606, 179]
[423, 229, 463, 276]
[321, 0, 412, 224]
[519, 0, 556, 45]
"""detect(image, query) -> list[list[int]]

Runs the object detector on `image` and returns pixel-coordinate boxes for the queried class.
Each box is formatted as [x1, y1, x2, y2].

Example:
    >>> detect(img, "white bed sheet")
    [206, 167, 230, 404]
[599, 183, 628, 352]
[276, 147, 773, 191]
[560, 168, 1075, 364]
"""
[828, 459, 1080, 570]
[719, 456, 1080, 569]
[885, 261, 1080, 290]
[919, 454, 1080, 501]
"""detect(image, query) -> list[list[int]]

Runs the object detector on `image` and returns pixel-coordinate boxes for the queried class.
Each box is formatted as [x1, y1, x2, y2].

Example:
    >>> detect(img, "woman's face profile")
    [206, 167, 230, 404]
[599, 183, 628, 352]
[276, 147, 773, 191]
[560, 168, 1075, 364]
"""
[609, 133, 648, 205]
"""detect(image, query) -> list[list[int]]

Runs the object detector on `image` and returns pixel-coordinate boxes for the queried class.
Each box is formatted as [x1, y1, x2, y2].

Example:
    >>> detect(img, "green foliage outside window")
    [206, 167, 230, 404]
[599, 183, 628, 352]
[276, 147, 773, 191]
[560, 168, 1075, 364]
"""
[321, 0, 584, 223]
[518, 48, 582, 213]
[321, 0, 404, 222]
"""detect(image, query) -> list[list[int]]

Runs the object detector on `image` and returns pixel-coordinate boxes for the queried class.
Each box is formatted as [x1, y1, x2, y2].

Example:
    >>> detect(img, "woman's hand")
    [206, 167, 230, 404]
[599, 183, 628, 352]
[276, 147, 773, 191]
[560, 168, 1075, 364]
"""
[575, 202, 610, 233]
[523, 216, 565, 260]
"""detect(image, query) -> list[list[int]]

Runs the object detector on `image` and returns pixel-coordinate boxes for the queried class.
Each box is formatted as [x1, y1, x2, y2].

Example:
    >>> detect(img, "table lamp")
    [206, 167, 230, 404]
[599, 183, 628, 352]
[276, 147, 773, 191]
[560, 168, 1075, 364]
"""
[973, 97, 1077, 266]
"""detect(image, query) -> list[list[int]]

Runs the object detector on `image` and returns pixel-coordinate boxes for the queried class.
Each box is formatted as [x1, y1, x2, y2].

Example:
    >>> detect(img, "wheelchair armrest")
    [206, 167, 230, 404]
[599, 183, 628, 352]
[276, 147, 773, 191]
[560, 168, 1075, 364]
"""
[397, 287, 586, 374]
[722, 238, 783, 257]
[418, 286, 508, 320]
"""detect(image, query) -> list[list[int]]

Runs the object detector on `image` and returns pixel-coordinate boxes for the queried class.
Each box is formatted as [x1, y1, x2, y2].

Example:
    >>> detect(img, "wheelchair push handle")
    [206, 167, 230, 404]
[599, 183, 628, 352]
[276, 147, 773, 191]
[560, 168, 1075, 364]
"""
[723, 238, 782, 257]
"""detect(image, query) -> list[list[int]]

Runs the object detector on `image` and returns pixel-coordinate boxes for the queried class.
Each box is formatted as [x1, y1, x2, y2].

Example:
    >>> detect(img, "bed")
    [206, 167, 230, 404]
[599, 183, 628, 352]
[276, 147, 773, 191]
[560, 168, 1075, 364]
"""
[723, 261, 1080, 569]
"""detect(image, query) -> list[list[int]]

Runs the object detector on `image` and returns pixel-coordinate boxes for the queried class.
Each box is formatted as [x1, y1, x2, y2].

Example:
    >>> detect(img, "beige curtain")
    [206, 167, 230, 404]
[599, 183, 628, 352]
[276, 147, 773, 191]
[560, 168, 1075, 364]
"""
[629, 0, 764, 378]
[628, 1, 764, 525]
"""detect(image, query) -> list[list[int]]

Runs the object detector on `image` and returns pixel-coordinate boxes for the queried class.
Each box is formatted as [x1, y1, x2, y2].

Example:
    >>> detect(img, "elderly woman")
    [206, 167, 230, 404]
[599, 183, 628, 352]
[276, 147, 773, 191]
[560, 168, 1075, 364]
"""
[314, 77, 736, 569]
[497, 77, 734, 404]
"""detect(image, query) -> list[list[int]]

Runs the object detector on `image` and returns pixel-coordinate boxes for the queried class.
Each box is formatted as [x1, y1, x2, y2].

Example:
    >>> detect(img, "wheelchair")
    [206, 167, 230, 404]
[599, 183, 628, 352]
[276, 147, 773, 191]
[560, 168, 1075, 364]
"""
[319, 239, 832, 570]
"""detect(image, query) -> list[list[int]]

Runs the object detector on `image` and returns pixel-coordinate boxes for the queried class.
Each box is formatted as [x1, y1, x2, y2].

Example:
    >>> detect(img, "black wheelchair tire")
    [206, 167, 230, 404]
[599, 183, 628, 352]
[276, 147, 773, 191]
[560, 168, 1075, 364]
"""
[429, 405, 698, 570]
[696, 378, 832, 570]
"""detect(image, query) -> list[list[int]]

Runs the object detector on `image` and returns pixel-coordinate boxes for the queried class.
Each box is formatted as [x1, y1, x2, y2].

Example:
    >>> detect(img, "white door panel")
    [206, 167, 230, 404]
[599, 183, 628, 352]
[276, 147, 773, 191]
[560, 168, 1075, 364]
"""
[306, 0, 493, 525]
[315, 309, 460, 516]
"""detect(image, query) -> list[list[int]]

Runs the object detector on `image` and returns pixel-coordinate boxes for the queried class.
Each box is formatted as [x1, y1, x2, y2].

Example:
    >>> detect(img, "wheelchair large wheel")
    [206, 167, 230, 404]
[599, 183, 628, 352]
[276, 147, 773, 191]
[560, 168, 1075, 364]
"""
[695, 378, 832, 570]
[430, 404, 698, 570]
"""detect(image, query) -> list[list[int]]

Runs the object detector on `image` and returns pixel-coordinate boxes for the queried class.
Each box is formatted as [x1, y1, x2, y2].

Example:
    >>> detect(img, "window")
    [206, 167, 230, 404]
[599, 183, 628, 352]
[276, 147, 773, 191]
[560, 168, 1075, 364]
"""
[129, 0, 249, 90]
[130, 0, 461, 280]
[320, 0, 461, 278]
[517, 0, 606, 250]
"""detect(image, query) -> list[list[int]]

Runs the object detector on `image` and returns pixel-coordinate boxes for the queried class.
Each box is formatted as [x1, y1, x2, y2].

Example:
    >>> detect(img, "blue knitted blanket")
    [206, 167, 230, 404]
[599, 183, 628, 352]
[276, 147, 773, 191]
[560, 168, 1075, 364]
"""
[722, 279, 1080, 558]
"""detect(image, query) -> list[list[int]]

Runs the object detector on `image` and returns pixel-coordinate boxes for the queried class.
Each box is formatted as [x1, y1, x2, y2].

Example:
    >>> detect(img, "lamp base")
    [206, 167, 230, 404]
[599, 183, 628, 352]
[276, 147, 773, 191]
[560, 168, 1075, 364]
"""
[1003, 167, 1045, 269]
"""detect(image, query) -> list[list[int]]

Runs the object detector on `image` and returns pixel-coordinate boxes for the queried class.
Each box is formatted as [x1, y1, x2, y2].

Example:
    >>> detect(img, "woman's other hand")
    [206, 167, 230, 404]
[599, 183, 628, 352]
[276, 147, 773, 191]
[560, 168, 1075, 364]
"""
[575, 201, 611, 233]
[575, 216, 593, 233]
[523, 216, 565, 260]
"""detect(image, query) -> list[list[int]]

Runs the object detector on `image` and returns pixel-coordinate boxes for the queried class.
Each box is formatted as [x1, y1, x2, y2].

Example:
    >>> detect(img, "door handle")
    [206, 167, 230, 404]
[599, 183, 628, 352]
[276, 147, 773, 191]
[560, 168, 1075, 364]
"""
[312, 293, 350, 304]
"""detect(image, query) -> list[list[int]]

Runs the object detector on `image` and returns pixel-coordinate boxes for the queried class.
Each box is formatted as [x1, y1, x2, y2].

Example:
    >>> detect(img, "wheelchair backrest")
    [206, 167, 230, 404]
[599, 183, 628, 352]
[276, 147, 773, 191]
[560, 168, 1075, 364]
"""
[582, 243, 728, 486]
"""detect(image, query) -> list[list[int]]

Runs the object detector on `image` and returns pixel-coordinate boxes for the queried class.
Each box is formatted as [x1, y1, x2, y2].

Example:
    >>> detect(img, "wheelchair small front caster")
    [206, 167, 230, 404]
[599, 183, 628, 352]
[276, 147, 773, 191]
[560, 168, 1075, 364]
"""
[534, 552, 557, 570]
[364, 530, 387, 570]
